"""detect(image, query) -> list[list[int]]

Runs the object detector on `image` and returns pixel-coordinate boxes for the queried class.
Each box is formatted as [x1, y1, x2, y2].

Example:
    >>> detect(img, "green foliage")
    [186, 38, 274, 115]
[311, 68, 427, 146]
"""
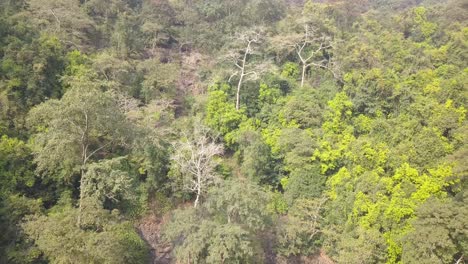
[138, 58, 180, 102]
[259, 83, 282, 107]
[278, 88, 324, 129]
[163, 179, 271, 263]
[23, 204, 149, 264]
[0, 0, 466, 263]
[27, 80, 132, 181]
[82, 157, 135, 206]
[281, 62, 300, 80]
[313, 92, 355, 175]
[402, 197, 468, 263]
[170, 0, 285, 50]
[237, 129, 279, 185]
[267, 190, 288, 215]
[0, 29, 66, 132]
[205, 83, 245, 145]
[133, 141, 171, 196]
[408, 6, 437, 41]
[0, 194, 44, 264]
[277, 198, 326, 257]
[332, 227, 387, 264]
[0, 135, 35, 194]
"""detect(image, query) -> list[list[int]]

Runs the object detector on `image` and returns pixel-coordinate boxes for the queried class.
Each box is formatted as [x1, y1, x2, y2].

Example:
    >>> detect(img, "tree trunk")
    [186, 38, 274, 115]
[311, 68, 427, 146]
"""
[301, 64, 307, 87]
[194, 189, 200, 208]
[77, 168, 85, 226]
[235, 40, 251, 111]
[194, 185, 201, 208]
[194, 172, 201, 208]
[236, 73, 244, 111]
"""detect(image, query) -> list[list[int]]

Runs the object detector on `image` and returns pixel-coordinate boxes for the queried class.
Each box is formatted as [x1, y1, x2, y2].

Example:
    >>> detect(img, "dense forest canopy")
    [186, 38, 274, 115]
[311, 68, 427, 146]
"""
[0, 0, 467, 263]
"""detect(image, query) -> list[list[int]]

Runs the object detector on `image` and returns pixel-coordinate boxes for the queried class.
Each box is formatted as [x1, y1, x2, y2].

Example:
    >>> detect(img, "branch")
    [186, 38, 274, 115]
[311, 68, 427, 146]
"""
[306, 59, 328, 68]
[84, 141, 113, 165]
[228, 72, 238, 82]
[243, 71, 258, 79]
[49, 9, 60, 33]
[234, 61, 243, 70]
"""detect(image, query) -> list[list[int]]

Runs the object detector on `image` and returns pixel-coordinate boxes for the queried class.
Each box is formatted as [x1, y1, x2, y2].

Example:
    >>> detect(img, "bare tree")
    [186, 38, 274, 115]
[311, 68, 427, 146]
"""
[227, 31, 262, 110]
[294, 25, 333, 87]
[171, 124, 224, 207]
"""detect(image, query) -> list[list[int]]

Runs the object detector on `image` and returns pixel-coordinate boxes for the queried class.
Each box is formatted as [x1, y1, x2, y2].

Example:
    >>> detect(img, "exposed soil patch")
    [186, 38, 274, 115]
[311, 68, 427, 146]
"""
[137, 205, 334, 264]
[137, 213, 172, 264]
[276, 249, 335, 264]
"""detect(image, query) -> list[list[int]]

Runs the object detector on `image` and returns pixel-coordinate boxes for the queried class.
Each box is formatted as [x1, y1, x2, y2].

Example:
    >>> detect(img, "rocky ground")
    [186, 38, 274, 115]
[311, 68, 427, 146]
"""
[137, 213, 172, 264]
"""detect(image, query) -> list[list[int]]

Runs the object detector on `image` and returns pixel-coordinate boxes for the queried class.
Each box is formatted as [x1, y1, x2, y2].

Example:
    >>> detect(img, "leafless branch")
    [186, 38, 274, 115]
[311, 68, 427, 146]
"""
[171, 123, 223, 207]
[290, 25, 334, 87]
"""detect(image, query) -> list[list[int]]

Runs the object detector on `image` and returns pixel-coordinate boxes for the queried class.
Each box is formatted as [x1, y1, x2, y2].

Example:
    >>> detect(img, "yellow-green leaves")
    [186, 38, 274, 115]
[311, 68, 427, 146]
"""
[412, 7, 437, 40]
[205, 84, 245, 146]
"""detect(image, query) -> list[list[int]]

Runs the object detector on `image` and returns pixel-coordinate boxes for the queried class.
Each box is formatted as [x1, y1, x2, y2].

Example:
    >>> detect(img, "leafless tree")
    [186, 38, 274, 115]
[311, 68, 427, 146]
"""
[227, 31, 263, 110]
[294, 25, 333, 87]
[171, 124, 224, 207]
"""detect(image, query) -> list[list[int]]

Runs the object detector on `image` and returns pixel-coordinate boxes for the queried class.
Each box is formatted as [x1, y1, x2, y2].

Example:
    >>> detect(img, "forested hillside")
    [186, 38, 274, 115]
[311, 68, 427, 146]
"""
[0, 0, 467, 263]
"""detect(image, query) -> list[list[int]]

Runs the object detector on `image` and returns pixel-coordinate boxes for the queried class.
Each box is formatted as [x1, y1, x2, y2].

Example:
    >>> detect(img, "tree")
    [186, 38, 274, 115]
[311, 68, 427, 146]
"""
[81, 157, 134, 206]
[171, 123, 223, 207]
[205, 83, 246, 145]
[277, 198, 327, 257]
[27, 78, 133, 224]
[163, 179, 271, 263]
[271, 19, 336, 87]
[27, 0, 97, 50]
[293, 25, 333, 87]
[402, 197, 468, 264]
[226, 31, 263, 110]
[22, 198, 149, 264]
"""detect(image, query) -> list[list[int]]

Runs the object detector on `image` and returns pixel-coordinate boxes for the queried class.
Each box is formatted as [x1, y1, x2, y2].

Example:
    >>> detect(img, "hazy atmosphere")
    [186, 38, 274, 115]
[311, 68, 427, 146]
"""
[0, 0, 467, 263]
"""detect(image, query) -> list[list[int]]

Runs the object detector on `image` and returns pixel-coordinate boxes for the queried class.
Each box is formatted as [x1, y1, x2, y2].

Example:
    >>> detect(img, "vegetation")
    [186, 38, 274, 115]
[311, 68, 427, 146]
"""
[0, 0, 466, 263]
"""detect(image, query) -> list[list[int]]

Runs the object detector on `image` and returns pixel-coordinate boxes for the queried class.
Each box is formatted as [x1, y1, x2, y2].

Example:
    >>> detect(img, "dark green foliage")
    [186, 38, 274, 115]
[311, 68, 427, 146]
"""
[0, 135, 35, 194]
[163, 179, 271, 263]
[402, 197, 468, 263]
[237, 130, 279, 185]
[0, 27, 66, 133]
[0, 194, 44, 264]
[22, 201, 149, 264]
[0, 0, 466, 263]
[276, 198, 327, 257]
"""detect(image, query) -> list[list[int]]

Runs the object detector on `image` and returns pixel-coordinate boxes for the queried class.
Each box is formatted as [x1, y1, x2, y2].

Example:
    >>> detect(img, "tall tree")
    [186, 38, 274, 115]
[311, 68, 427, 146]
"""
[171, 122, 223, 207]
[294, 25, 333, 87]
[163, 179, 271, 263]
[27, 77, 132, 224]
[226, 31, 264, 110]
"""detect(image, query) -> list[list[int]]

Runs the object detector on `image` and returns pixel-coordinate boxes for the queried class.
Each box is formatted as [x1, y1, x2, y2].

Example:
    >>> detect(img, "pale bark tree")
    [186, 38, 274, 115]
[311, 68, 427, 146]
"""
[227, 31, 263, 110]
[294, 25, 333, 87]
[171, 124, 223, 207]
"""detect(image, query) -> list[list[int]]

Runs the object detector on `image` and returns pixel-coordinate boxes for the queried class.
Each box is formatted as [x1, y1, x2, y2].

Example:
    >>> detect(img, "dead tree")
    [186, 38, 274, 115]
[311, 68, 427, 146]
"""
[227, 31, 262, 110]
[294, 25, 333, 87]
[171, 124, 223, 207]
